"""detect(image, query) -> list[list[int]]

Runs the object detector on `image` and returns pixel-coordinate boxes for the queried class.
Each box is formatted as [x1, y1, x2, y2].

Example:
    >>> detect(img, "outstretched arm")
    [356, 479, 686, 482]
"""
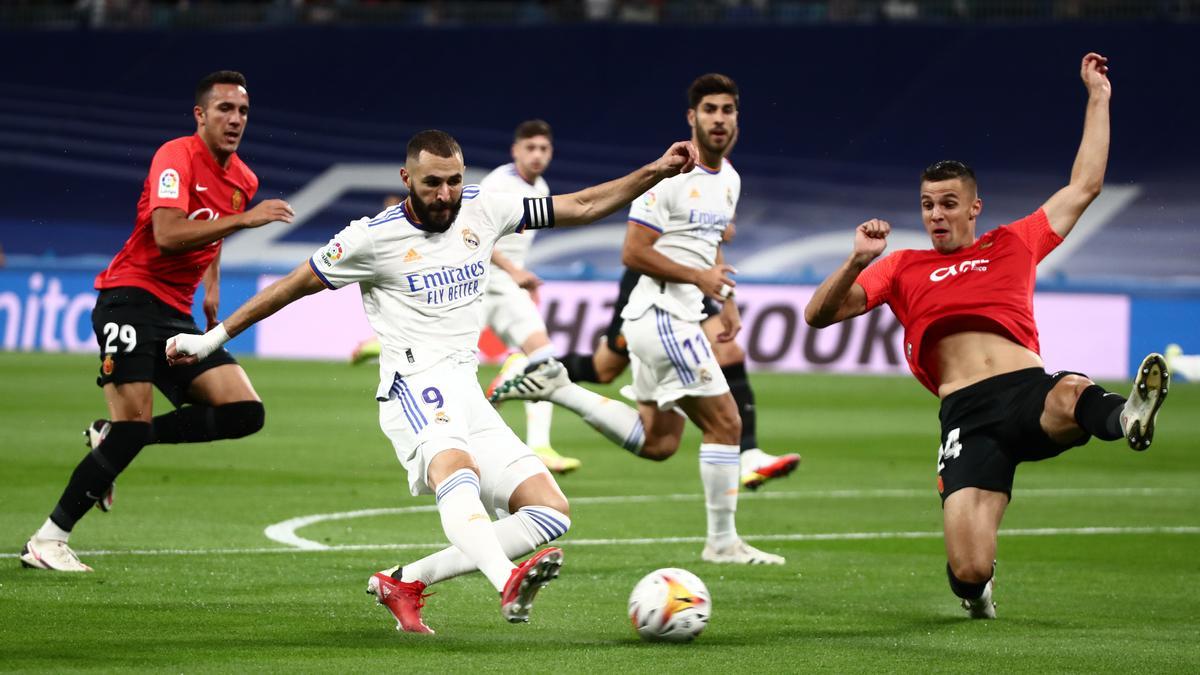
[1041, 52, 1111, 239]
[166, 261, 326, 365]
[552, 141, 697, 226]
[804, 219, 889, 327]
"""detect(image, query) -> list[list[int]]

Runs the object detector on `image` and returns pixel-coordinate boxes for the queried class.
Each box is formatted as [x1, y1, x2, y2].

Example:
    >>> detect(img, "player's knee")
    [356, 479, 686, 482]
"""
[214, 400, 265, 439]
[593, 363, 621, 384]
[947, 557, 994, 587]
[541, 494, 570, 519]
[639, 437, 678, 461]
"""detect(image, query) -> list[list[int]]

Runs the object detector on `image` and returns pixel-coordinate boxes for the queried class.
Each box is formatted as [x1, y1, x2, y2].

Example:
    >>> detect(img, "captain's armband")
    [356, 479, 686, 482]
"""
[521, 197, 555, 231]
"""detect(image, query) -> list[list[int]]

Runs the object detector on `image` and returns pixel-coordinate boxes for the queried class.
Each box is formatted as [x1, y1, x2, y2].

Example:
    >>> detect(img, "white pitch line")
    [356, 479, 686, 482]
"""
[2, 526, 1196, 560]
[264, 487, 1199, 550]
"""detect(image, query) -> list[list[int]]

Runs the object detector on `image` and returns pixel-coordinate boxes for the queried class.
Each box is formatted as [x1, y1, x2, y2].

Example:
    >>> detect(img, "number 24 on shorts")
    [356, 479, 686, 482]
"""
[937, 427, 963, 473]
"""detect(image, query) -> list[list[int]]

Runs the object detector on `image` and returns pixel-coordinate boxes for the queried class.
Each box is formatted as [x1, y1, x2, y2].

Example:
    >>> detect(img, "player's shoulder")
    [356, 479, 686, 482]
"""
[151, 135, 196, 163]
[720, 157, 740, 179]
[480, 164, 517, 188]
[227, 154, 259, 189]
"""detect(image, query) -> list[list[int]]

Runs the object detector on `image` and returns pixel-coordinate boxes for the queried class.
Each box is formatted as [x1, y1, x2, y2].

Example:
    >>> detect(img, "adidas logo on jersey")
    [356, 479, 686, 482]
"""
[403, 248, 421, 262]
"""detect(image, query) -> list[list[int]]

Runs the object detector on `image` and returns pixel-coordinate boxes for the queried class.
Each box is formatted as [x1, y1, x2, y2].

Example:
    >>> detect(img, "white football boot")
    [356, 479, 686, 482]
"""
[1122, 353, 1169, 451]
[701, 539, 785, 565]
[961, 579, 997, 619]
[19, 537, 93, 572]
[488, 359, 570, 404]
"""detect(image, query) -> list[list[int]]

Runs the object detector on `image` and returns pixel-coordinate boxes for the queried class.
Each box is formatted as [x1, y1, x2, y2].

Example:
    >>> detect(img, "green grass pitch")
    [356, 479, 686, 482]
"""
[1, 352, 1197, 672]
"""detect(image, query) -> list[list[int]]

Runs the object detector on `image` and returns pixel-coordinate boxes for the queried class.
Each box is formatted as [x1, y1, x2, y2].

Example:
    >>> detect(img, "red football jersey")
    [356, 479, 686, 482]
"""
[854, 208, 1063, 395]
[95, 134, 259, 314]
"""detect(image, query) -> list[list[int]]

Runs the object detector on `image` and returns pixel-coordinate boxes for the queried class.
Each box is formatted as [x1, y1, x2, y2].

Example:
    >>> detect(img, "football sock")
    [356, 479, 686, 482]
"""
[560, 352, 600, 384]
[149, 401, 265, 444]
[35, 518, 71, 542]
[946, 562, 993, 600]
[433, 468, 515, 592]
[721, 362, 759, 452]
[49, 421, 150, 531]
[1073, 384, 1125, 440]
[401, 506, 571, 586]
[525, 401, 554, 449]
[699, 443, 740, 547]
[547, 383, 644, 454]
[526, 344, 556, 365]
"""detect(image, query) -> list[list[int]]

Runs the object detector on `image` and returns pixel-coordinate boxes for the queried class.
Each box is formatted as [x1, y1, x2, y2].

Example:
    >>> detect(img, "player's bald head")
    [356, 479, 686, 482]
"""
[407, 130, 463, 166]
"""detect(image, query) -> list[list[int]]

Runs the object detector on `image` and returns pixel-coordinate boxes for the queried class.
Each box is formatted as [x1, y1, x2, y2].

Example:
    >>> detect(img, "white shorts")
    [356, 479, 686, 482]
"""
[622, 307, 729, 410]
[483, 271, 546, 348]
[378, 354, 549, 514]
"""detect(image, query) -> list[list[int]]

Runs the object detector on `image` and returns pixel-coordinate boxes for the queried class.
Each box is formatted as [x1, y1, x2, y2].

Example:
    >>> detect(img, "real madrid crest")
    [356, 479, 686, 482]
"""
[699, 368, 713, 384]
[726, 187, 734, 207]
[435, 411, 451, 424]
[231, 188, 244, 211]
[461, 228, 480, 250]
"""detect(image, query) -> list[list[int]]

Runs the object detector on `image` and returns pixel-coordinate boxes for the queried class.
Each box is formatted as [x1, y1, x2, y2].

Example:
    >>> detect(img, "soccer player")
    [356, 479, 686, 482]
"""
[552, 79, 799, 490]
[167, 130, 698, 633]
[804, 53, 1169, 619]
[480, 120, 581, 474]
[19, 71, 294, 573]
[492, 74, 785, 565]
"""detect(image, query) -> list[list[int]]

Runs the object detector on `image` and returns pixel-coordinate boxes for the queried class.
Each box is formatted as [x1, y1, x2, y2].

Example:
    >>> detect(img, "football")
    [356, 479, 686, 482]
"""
[627, 568, 711, 642]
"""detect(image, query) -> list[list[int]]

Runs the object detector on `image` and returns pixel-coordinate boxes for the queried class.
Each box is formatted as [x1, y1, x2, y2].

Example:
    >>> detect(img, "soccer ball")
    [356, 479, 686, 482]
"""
[627, 568, 711, 642]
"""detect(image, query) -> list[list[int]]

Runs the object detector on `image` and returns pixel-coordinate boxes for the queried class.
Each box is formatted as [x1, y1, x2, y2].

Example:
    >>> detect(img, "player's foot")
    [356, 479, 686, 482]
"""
[961, 579, 997, 619]
[19, 537, 93, 572]
[701, 539, 785, 565]
[500, 547, 563, 623]
[1122, 353, 1169, 451]
[367, 571, 435, 634]
[83, 420, 115, 512]
[486, 352, 530, 403]
[740, 449, 802, 490]
[531, 445, 582, 474]
[489, 359, 569, 404]
[350, 338, 382, 365]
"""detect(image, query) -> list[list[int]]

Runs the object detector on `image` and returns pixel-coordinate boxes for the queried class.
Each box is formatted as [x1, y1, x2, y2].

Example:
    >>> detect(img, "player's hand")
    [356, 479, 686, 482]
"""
[715, 298, 741, 342]
[652, 141, 698, 178]
[510, 268, 543, 292]
[1080, 52, 1111, 99]
[166, 325, 229, 367]
[203, 288, 220, 331]
[853, 219, 890, 263]
[243, 199, 295, 228]
[695, 263, 737, 301]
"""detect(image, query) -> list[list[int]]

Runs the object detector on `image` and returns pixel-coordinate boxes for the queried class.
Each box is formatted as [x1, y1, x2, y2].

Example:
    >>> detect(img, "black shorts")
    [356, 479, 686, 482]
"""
[92, 287, 238, 407]
[936, 367, 1091, 502]
[603, 269, 721, 356]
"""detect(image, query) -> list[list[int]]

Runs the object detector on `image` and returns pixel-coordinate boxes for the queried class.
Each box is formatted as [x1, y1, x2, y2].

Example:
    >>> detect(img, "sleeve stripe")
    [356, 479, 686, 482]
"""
[521, 197, 555, 230]
[628, 217, 662, 233]
[308, 258, 336, 290]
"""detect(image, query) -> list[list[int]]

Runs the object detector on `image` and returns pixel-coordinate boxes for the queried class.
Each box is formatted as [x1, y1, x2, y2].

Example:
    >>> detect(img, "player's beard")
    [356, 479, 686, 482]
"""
[409, 190, 463, 233]
[696, 124, 732, 158]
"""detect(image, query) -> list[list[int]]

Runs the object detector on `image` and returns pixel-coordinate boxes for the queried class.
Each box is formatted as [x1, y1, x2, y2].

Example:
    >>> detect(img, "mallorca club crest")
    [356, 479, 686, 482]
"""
[102, 354, 114, 376]
[461, 228, 480, 250]
[231, 188, 244, 211]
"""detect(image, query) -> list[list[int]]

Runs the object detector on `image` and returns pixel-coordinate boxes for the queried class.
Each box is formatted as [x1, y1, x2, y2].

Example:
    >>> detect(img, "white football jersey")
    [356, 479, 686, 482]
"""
[621, 159, 740, 322]
[308, 185, 555, 396]
[480, 162, 549, 267]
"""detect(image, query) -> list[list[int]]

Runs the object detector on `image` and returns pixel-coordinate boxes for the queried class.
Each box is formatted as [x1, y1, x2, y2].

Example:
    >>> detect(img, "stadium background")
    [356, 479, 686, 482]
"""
[0, 4, 1198, 671]
[1, 1, 1198, 375]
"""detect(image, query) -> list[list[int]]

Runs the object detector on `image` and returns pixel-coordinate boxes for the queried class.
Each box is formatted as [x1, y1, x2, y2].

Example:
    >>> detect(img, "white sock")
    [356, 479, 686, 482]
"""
[699, 443, 740, 548]
[525, 401, 554, 449]
[548, 383, 645, 454]
[433, 468, 514, 591]
[36, 518, 70, 542]
[401, 506, 571, 586]
[526, 344, 556, 364]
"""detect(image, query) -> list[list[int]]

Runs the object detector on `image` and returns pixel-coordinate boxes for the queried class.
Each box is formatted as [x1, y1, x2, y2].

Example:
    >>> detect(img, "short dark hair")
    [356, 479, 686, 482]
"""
[921, 160, 977, 192]
[407, 129, 463, 163]
[688, 73, 739, 109]
[195, 70, 247, 108]
[514, 119, 552, 143]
